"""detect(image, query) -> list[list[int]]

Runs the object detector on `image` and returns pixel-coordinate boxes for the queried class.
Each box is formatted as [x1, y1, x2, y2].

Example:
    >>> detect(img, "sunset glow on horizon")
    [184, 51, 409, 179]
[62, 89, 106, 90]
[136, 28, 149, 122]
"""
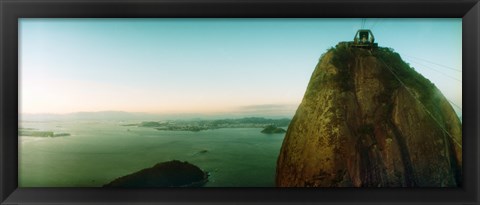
[20, 18, 462, 116]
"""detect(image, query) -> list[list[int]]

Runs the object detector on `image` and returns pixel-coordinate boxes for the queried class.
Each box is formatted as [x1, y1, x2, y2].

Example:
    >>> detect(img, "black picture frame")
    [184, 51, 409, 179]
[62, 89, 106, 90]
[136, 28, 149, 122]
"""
[1, 0, 479, 204]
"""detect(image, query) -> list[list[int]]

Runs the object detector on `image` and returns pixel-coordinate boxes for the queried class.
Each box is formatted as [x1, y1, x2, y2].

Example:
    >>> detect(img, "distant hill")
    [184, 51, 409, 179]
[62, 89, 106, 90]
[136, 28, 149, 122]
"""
[21, 111, 293, 122]
[20, 111, 159, 121]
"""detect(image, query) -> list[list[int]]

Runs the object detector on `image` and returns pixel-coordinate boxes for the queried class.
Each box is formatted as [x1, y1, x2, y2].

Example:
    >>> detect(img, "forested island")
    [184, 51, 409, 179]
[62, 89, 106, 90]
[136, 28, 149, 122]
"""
[104, 160, 209, 188]
[261, 125, 287, 134]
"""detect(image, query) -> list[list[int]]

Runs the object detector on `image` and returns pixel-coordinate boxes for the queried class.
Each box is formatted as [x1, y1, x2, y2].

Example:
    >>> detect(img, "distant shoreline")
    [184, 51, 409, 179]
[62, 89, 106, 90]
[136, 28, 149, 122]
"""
[124, 117, 291, 132]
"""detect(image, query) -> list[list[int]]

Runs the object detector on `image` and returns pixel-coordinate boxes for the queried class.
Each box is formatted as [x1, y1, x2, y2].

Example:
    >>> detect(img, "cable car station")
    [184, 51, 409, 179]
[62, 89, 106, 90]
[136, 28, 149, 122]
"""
[349, 29, 378, 49]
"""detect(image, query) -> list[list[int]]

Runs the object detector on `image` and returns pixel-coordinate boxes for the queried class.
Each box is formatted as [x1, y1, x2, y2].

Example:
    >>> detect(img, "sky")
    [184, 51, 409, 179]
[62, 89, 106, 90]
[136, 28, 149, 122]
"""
[19, 18, 462, 117]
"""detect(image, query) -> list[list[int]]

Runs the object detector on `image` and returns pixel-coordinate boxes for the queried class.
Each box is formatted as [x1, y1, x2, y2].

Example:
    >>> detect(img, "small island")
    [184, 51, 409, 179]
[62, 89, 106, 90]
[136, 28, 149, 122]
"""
[261, 125, 287, 134]
[103, 160, 208, 188]
[19, 128, 70, 137]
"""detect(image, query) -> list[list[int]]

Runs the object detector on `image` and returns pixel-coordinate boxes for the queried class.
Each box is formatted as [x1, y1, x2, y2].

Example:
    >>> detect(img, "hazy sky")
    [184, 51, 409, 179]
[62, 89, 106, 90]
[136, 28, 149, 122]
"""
[19, 18, 462, 116]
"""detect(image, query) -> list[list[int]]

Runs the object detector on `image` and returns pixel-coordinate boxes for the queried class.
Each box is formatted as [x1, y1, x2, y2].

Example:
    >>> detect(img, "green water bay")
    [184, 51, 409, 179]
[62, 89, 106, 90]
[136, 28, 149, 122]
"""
[19, 120, 287, 187]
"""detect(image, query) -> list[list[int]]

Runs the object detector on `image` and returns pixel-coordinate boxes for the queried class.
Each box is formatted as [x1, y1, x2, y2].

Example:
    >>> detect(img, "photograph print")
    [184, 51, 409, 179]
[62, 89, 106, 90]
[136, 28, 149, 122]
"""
[19, 18, 462, 187]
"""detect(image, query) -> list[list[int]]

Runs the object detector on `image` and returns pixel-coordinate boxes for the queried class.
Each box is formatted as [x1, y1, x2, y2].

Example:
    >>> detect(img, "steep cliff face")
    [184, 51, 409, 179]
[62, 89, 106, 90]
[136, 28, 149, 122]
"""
[276, 43, 462, 187]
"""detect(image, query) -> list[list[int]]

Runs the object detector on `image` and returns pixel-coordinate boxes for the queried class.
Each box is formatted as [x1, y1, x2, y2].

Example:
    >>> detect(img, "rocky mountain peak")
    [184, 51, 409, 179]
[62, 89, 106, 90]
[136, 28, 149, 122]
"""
[276, 43, 462, 187]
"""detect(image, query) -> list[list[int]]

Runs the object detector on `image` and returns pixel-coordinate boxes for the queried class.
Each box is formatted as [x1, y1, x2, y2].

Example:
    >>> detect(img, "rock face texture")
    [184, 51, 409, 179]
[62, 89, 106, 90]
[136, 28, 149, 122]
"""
[104, 160, 208, 187]
[276, 43, 462, 187]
